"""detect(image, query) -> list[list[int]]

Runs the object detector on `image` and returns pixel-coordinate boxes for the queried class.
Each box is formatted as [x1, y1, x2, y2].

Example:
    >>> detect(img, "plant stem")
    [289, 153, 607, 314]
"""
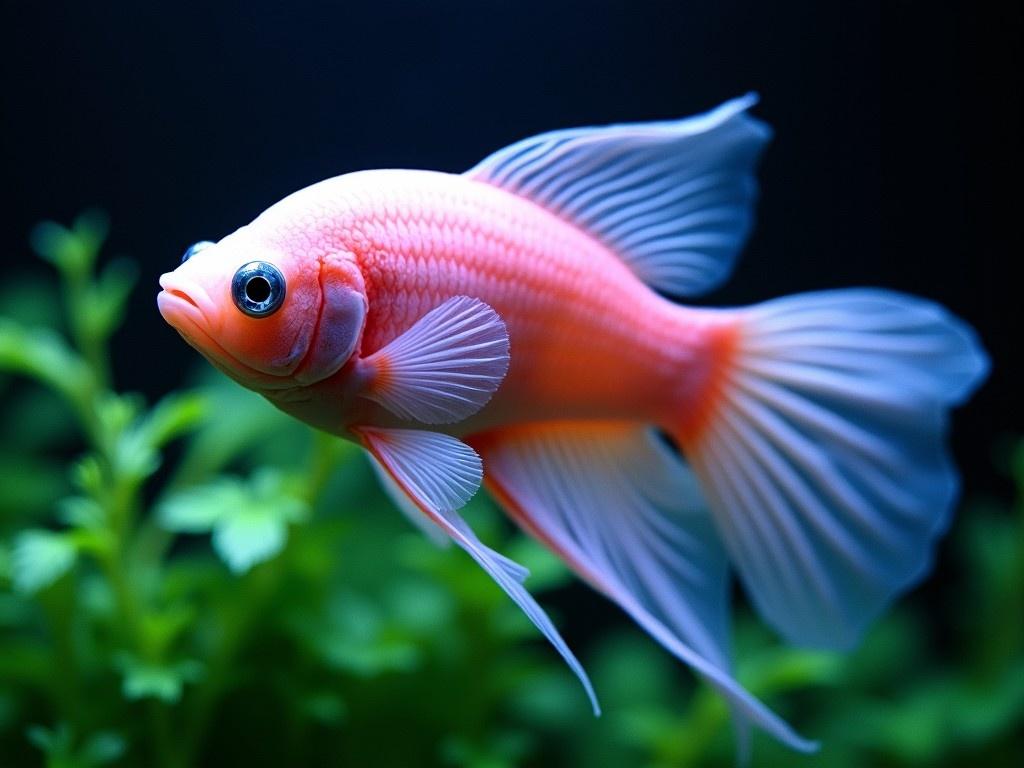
[62, 258, 110, 392]
[178, 552, 286, 765]
[148, 700, 176, 768]
[178, 431, 341, 764]
[42, 581, 81, 727]
[58, 249, 179, 768]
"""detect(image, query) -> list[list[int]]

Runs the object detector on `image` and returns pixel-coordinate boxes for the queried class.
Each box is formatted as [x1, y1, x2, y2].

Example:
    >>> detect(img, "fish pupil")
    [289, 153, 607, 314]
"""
[245, 276, 272, 303]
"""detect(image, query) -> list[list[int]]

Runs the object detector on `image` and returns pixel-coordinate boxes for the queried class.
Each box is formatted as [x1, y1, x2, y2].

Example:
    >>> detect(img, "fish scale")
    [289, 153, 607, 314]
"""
[287, 170, 703, 431]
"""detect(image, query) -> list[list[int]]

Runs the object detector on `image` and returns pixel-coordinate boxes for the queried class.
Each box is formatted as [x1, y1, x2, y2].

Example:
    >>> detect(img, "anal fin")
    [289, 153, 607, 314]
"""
[471, 421, 816, 752]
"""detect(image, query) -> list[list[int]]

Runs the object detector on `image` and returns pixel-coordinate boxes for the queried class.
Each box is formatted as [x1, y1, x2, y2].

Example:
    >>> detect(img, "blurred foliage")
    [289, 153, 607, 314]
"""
[0, 215, 1021, 767]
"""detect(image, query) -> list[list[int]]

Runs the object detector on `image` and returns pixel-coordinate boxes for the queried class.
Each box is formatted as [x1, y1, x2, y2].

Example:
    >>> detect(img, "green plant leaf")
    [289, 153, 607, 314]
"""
[214, 472, 307, 573]
[212, 505, 290, 574]
[27, 722, 72, 755]
[158, 479, 243, 533]
[116, 654, 203, 703]
[11, 530, 77, 593]
[84, 258, 138, 341]
[95, 392, 142, 438]
[136, 391, 207, 450]
[0, 319, 92, 406]
[159, 471, 309, 573]
[79, 730, 127, 765]
[30, 224, 90, 278]
[26, 722, 124, 767]
[70, 210, 110, 256]
[106, 392, 206, 490]
[109, 436, 159, 486]
[71, 455, 105, 499]
[29, 211, 108, 277]
[58, 496, 106, 530]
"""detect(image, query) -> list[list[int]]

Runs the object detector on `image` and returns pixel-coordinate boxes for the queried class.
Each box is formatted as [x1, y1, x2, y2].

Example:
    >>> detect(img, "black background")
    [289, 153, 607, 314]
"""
[2, 1, 1020, 498]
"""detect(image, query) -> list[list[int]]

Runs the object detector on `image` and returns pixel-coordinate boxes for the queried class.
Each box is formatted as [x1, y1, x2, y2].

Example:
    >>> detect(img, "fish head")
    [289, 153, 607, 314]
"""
[157, 226, 367, 392]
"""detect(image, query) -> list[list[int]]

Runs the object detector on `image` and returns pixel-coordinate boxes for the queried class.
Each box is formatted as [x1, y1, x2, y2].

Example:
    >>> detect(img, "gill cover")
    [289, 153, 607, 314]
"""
[293, 255, 367, 385]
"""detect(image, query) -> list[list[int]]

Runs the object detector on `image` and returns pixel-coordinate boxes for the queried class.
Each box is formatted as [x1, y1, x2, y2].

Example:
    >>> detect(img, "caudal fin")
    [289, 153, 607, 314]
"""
[680, 289, 989, 650]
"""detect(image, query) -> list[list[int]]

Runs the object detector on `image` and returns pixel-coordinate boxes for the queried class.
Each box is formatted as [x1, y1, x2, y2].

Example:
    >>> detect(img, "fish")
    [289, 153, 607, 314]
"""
[157, 94, 989, 755]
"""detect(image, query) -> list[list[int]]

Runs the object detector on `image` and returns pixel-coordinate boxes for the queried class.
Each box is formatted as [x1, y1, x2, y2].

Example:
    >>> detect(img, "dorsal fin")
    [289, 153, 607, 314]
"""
[465, 94, 771, 298]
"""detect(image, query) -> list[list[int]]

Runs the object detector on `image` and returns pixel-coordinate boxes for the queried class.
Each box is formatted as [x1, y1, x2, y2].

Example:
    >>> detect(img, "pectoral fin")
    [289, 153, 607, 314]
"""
[359, 296, 509, 424]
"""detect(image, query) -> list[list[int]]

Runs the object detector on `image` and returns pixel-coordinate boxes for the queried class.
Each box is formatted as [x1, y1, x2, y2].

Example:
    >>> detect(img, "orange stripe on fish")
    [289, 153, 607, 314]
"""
[674, 320, 743, 449]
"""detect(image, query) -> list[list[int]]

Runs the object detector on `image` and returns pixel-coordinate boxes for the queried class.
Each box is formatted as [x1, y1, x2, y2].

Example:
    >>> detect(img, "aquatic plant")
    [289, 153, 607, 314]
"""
[0, 216, 1021, 766]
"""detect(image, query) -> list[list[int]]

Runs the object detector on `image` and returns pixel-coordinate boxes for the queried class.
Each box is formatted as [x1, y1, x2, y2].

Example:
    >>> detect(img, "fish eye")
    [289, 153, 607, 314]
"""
[231, 261, 286, 317]
[181, 241, 215, 263]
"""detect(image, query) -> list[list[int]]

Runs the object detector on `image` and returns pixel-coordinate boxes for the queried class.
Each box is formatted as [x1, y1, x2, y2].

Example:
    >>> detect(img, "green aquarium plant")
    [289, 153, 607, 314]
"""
[0, 215, 1022, 767]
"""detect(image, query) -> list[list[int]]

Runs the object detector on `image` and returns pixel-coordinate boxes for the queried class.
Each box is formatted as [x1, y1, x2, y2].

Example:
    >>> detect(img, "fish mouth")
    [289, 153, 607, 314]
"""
[156, 273, 298, 391]
[165, 288, 199, 310]
[157, 273, 216, 328]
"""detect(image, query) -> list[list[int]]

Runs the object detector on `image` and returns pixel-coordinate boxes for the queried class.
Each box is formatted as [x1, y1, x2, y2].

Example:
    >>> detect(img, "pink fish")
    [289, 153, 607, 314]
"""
[157, 95, 988, 754]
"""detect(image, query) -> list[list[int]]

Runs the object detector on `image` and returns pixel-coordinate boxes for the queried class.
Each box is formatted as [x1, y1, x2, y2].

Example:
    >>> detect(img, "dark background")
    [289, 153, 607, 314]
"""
[2, 0, 1020, 497]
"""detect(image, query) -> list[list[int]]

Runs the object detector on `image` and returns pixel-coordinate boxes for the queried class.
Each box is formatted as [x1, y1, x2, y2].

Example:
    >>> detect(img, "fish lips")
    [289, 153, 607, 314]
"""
[157, 274, 298, 390]
[157, 273, 217, 341]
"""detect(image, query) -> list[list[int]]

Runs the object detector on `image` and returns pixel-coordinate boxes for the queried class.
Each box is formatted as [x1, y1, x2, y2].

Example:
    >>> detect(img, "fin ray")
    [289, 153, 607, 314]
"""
[466, 94, 771, 297]
[475, 422, 816, 752]
[360, 296, 509, 425]
[366, 456, 450, 547]
[682, 289, 989, 649]
[357, 425, 598, 714]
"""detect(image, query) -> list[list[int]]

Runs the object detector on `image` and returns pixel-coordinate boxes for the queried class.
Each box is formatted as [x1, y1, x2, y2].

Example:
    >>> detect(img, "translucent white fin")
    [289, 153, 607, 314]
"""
[367, 457, 450, 547]
[356, 425, 599, 714]
[684, 290, 990, 650]
[475, 423, 816, 753]
[465, 94, 770, 297]
[360, 296, 509, 424]
[357, 427, 482, 510]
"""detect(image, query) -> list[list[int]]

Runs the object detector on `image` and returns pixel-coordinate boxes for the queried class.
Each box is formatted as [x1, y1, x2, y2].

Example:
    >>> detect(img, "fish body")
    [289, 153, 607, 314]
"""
[223, 168, 726, 438]
[158, 95, 989, 756]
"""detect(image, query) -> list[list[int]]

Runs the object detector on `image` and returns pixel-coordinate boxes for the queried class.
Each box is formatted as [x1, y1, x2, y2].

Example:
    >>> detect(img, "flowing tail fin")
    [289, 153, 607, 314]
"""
[679, 289, 989, 650]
